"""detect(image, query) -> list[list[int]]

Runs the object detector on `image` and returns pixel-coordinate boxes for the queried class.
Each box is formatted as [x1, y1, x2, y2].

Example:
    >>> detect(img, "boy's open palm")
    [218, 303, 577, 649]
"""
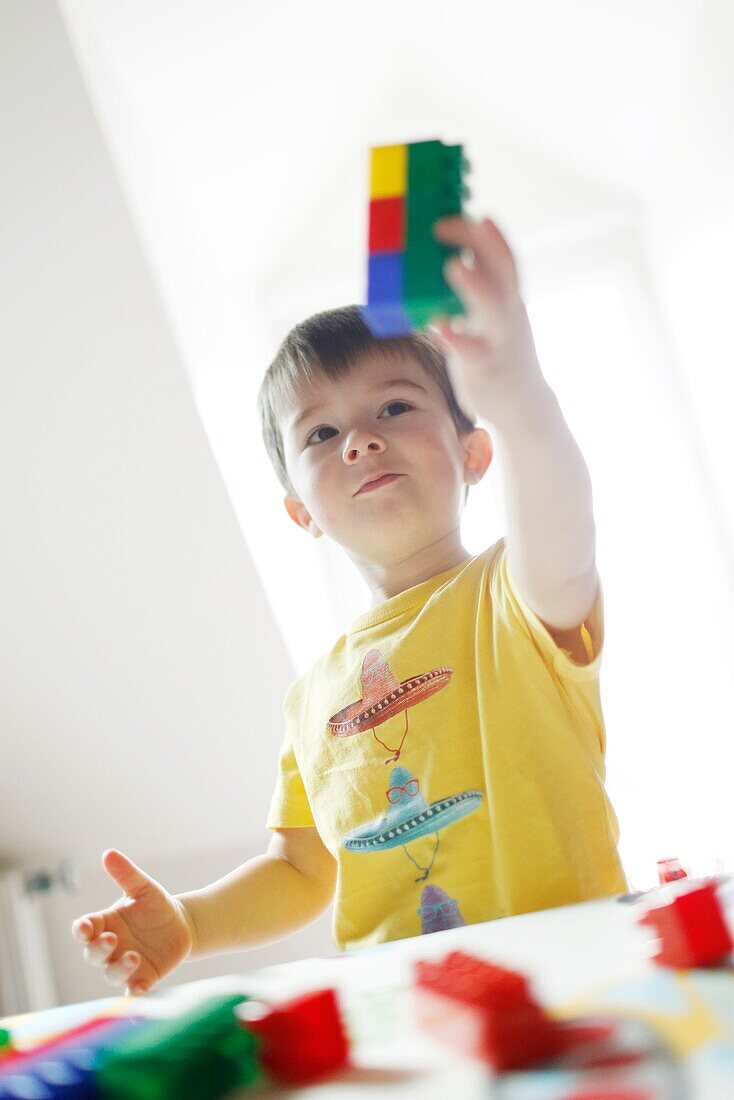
[70, 849, 194, 995]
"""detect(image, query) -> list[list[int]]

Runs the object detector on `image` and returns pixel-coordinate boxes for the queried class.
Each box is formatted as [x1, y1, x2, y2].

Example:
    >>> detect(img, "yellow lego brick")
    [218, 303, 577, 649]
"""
[370, 144, 407, 199]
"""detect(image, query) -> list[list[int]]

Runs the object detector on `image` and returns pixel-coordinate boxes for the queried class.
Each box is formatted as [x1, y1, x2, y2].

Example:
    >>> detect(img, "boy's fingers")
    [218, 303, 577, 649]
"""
[429, 320, 488, 358]
[71, 917, 92, 943]
[72, 913, 108, 943]
[443, 259, 508, 341]
[102, 849, 157, 900]
[126, 979, 151, 996]
[103, 952, 140, 989]
[83, 932, 117, 967]
[123, 952, 157, 996]
[434, 214, 504, 250]
[434, 216, 518, 294]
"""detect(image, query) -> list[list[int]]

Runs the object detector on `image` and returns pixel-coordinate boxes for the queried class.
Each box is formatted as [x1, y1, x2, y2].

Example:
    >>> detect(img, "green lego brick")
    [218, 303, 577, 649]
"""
[96, 994, 260, 1099]
[404, 293, 465, 330]
[404, 140, 470, 316]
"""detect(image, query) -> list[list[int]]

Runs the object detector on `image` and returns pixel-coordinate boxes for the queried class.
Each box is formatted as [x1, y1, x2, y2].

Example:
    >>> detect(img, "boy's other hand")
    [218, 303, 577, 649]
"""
[430, 216, 547, 427]
[70, 849, 194, 996]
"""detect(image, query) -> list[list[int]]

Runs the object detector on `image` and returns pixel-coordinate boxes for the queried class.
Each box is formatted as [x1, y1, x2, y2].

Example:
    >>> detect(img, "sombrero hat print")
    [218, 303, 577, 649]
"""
[343, 765, 483, 882]
[328, 649, 452, 763]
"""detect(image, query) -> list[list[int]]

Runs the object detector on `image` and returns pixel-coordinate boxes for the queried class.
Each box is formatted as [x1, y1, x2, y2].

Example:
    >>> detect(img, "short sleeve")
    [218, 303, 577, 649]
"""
[265, 732, 316, 829]
[492, 541, 605, 683]
[487, 541, 608, 759]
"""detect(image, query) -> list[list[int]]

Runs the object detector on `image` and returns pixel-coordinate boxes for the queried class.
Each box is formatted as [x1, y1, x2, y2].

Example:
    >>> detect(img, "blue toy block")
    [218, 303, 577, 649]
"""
[366, 252, 403, 304]
[357, 304, 412, 338]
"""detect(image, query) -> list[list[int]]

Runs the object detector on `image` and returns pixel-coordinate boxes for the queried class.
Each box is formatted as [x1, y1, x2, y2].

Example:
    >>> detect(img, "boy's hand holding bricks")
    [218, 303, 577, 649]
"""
[430, 216, 549, 428]
[432, 214, 599, 650]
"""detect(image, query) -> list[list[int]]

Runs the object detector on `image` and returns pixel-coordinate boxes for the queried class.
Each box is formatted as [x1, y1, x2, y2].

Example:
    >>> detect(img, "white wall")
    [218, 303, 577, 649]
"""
[0, 0, 332, 1006]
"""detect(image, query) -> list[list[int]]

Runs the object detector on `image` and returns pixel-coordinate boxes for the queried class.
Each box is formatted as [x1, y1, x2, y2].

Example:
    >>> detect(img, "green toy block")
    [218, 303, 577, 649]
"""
[404, 294, 465, 330]
[404, 140, 470, 326]
[96, 994, 260, 1099]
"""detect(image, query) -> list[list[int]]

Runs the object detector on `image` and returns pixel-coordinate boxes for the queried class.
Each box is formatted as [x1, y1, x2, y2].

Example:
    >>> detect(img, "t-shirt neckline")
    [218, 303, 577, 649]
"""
[347, 554, 474, 636]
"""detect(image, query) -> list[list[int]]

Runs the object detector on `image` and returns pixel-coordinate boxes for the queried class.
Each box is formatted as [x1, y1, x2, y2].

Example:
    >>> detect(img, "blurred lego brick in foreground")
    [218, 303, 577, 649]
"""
[636, 880, 734, 968]
[237, 987, 350, 1085]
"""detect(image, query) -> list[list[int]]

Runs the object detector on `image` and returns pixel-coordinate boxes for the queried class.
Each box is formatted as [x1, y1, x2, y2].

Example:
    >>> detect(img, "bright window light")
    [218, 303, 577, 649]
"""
[467, 281, 732, 889]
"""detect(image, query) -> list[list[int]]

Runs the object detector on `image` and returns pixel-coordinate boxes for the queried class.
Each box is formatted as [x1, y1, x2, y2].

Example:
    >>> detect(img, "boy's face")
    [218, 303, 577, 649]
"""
[280, 351, 491, 565]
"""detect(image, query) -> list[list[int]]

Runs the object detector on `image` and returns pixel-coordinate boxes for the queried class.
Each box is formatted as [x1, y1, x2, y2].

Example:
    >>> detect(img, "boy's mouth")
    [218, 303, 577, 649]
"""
[354, 473, 402, 496]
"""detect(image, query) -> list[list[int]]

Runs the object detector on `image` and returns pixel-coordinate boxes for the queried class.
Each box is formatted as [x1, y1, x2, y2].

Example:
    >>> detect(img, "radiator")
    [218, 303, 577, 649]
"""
[0, 863, 74, 1016]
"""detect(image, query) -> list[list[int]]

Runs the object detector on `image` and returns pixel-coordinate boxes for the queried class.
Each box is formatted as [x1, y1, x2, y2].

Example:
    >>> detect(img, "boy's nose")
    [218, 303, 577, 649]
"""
[342, 431, 387, 463]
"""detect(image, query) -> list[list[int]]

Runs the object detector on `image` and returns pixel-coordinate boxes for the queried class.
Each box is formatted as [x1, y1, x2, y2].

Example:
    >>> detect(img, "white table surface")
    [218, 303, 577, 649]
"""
[5, 878, 733, 1098]
[155, 877, 734, 1098]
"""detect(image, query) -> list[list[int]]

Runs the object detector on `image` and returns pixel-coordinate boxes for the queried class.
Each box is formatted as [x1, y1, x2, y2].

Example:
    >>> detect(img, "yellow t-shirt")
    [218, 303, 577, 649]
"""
[266, 539, 628, 951]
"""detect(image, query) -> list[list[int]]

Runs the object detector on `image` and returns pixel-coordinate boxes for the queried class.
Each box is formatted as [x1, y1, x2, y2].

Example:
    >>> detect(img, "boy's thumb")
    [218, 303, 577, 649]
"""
[102, 848, 158, 898]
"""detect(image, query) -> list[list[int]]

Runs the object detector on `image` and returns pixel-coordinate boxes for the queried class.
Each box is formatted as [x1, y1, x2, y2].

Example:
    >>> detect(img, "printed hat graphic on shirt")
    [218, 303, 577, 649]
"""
[328, 648, 452, 763]
[418, 884, 467, 935]
[343, 766, 482, 853]
[328, 650, 451, 734]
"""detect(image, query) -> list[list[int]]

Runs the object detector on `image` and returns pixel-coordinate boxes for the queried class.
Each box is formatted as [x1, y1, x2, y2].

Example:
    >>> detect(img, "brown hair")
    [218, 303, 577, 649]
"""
[257, 305, 475, 494]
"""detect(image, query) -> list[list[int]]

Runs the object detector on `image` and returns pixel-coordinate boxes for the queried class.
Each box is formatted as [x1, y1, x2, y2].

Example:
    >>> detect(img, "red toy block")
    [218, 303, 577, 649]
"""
[657, 857, 688, 884]
[240, 987, 349, 1085]
[413, 951, 563, 1070]
[492, 1012, 680, 1098]
[368, 196, 405, 253]
[636, 880, 733, 967]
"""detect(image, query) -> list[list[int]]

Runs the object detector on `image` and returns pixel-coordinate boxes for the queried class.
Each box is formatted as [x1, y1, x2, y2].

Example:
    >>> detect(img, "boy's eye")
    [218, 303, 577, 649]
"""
[301, 402, 411, 444]
[305, 425, 338, 446]
[379, 401, 412, 418]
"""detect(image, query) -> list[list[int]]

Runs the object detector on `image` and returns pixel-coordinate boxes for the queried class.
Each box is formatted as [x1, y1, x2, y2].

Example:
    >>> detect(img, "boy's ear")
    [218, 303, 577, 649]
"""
[463, 427, 493, 486]
[283, 494, 323, 538]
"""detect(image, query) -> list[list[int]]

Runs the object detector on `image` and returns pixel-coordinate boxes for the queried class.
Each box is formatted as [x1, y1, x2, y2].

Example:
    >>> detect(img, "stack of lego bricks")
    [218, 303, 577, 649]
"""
[360, 139, 470, 338]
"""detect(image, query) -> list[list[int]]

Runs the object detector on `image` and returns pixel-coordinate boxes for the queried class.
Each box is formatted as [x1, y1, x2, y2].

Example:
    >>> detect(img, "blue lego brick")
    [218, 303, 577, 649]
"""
[366, 252, 403, 304]
[358, 304, 412, 338]
[0, 1055, 87, 1097]
[361, 252, 412, 335]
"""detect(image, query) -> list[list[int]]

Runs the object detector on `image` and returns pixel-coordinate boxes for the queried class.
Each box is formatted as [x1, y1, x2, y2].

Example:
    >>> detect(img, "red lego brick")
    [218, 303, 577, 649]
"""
[413, 951, 563, 1070]
[492, 1013, 679, 1098]
[241, 987, 349, 1085]
[564, 1090, 655, 1099]
[415, 950, 528, 1007]
[657, 857, 688, 884]
[368, 196, 405, 253]
[636, 880, 734, 967]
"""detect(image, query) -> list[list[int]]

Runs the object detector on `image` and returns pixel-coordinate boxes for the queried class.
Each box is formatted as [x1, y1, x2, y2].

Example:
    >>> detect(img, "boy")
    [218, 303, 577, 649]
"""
[71, 216, 627, 994]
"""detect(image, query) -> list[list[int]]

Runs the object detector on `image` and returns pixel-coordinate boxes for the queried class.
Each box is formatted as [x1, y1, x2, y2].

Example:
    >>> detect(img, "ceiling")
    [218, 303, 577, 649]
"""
[58, 0, 717, 370]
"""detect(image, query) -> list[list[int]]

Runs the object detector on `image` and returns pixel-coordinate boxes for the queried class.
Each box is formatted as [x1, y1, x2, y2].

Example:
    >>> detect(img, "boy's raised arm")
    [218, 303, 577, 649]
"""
[430, 216, 599, 651]
[484, 381, 599, 635]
